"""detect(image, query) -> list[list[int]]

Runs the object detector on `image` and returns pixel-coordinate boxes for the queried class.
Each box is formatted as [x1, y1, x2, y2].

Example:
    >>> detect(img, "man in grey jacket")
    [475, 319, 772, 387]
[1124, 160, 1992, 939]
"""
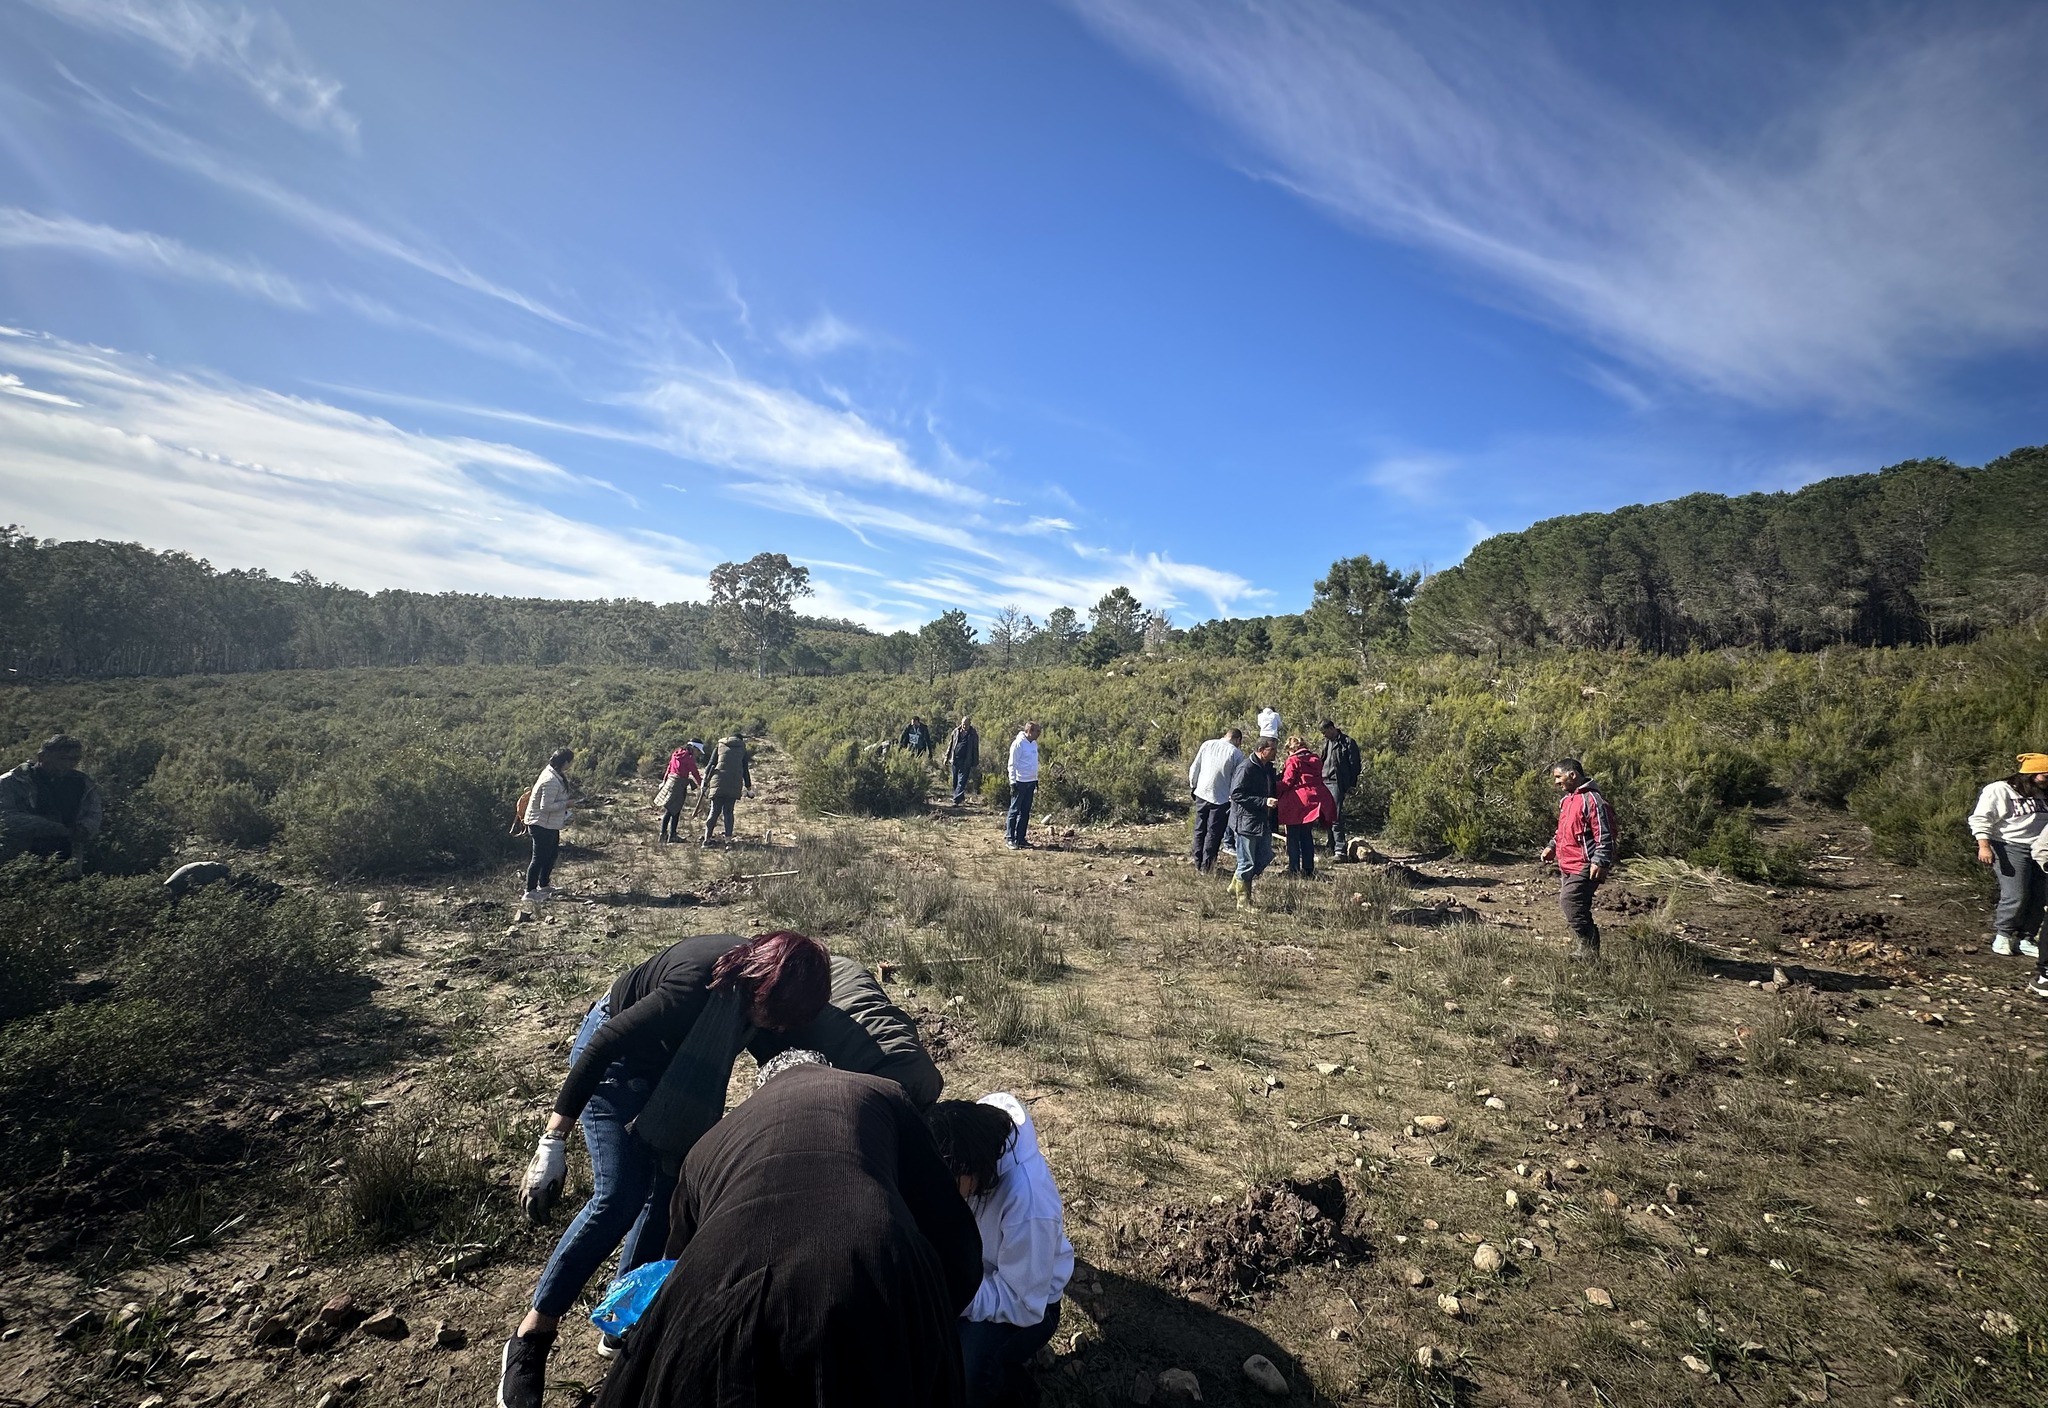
[0, 734, 103, 862]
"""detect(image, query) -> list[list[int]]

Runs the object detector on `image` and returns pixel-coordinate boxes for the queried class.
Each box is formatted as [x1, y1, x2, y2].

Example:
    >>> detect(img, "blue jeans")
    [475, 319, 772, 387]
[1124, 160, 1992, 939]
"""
[531, 998, 676, 1317]
[1328, 780, 1348, 853]
[960, 1301, 1061, 1408]
[1007, 780, 1037, 846]
[953, 766, 973, 805]
[1234, 829, 1274, 881]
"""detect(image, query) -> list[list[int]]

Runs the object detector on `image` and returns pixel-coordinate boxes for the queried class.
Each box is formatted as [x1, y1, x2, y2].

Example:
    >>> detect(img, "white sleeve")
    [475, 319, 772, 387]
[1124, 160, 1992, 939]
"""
[965, 1203, 1064, 1326]
[1968, 783, 2006, 841]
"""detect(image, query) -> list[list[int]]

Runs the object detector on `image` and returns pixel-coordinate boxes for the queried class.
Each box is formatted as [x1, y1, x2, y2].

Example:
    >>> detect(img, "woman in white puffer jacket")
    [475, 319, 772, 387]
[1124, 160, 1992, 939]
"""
[1969, 752, 2048, 960]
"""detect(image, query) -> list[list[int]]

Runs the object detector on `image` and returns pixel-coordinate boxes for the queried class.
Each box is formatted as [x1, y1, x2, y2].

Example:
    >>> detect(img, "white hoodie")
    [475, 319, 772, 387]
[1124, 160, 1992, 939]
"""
[1969, 780, 2048, 848]
[964, 1092, 1073, 1327]
[1256, 707, 1282, 741]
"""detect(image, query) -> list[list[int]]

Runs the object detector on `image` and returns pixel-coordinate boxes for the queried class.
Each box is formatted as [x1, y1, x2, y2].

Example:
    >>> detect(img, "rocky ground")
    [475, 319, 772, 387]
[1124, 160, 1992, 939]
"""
[5, 749, 2047, 1407]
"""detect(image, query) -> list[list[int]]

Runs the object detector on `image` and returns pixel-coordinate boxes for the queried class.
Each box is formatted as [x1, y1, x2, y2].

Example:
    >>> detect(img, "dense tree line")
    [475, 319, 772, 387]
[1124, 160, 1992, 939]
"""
[0, 530, 881, 679]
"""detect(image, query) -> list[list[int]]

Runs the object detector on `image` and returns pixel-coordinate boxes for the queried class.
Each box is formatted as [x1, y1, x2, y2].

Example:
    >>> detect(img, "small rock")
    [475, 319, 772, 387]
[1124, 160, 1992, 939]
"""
[1263, 1075, 1283, 1090]
[438, 1244, 489, 1276]
[1473, 1243, 1506, 1273]
[1484, 1096, 1508, 1111]
[433, 1321, 467, 1350]
[1415, 1346, 1443, 1371]
[1585, 1287, 1614, 1308]
[194, 1305, 229, 1325]
[296, 1320, 342, 1354]
[1600, 1189, 1622, 1211]
[1156, 1367, 1204, 1402]
[1437, 1293, 1462, 1317]
[1420, 1218, 1441, 1232]
[1413, 1115, 1451, 1134]
[1936, 1120, 1957, 1135]
[1563, 1158, 1586, 1173]
[1327, 1325, 1352, 1341]
[252, 1314, 297, 1348]
[1191, 1059, 1212, 1071]
[181, 1350, 214, 1369]
[1982, 1309, 2020, 1338]
[358, 1310, 409, 1341]
[318, 1294, 365, 1329]
[1504, 1190, 1525, 1212]
[138, 1397, 166, 1408]
[316, 1395, 342, 1408]
[1680, 1354, 1712, 1375]
[1242, 1354, 1288, 1395]
[1313, 1062, 1341, 1076]
[1443, 1001, 1462, 1014]
[1666, 1183, 1686, 1205]
[1402, 1266, 1429, 1288]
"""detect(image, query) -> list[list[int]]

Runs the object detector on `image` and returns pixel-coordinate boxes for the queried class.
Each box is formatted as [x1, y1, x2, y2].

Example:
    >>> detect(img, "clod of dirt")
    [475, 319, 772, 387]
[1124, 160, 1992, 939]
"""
[1242, 1354, 1288, 1395]
[294, 1320, 341, 1354]
[253, 1313, 297, 1348]
[1437, 1293, 1462, 1317]
[1140, 1178, 1355, 1300]
[1156, 1368, 1204, 1402]
[432, 1321, 467, 1350]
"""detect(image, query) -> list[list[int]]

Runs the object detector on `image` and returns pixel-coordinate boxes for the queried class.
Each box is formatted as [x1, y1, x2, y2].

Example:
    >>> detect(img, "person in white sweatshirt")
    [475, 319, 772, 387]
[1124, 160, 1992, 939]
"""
[1971, 752, 2048, 961]
[926, 1092, 1073, 1408]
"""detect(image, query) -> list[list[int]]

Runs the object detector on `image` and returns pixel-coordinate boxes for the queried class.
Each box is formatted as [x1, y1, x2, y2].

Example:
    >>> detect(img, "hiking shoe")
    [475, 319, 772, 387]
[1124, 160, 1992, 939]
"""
[2025, 939, 2041, 959]
[2030, 976, 2048, 1001]
[521, 889, 543, 905]
[497, 1330, 554, 1408]
[1993, 934, 2015, 956]
[1567, 943, 1601, 963]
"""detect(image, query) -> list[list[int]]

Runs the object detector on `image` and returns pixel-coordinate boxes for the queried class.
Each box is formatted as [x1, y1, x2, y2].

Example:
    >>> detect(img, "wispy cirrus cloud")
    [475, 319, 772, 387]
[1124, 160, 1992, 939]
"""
[23, 0, 357, 141]
[777, 310, 867, 359]
[0, 205, 311, 307]
[0, 331, 711, 600]
[1067, 0, 2048, 408]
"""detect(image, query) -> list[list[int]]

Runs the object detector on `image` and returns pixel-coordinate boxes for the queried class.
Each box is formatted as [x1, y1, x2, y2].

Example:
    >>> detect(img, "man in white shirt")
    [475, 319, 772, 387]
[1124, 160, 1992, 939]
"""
[1187, 727, 1244, 873]
[1256, 705, 1282, 741]
[1006, 722, 1041, 850]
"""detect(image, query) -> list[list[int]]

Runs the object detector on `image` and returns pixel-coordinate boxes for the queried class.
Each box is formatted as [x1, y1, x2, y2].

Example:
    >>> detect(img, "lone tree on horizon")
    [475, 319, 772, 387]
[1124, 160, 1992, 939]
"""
[709, 552, 812, 677]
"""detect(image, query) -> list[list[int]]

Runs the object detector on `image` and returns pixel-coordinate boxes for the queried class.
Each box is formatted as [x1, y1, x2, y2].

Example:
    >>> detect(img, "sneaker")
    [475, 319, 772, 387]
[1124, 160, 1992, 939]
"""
[596, 1331, 625, 1359]
[2030, 976, 2048, 1001]
[1567, 943, 1602, 963]
[1993, 934, 2015, 957]
[2025, 939, 2041, 959]
[497, 1330, 554, 1408]
[521, 889, 543, 905]
[538, 887, 558, 898]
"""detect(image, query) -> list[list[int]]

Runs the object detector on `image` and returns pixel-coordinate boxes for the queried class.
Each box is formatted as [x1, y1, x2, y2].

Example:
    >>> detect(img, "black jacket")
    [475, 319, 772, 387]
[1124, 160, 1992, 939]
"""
[749, 957, 943, 1107]
[1228, 753, 1278, 838]
[554, 934, 748, 1120]
[1320, 731, 1362, 790]
[942, 726, 978, 773]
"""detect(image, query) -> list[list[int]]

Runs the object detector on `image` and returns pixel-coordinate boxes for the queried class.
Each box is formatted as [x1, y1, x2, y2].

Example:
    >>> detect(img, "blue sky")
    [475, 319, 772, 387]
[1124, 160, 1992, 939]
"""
[0, 0, 2043, 631]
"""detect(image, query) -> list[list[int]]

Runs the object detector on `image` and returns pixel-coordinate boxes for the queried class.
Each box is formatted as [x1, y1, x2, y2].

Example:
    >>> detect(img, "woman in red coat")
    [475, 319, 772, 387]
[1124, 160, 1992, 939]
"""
[1277, 737, 1337, 878]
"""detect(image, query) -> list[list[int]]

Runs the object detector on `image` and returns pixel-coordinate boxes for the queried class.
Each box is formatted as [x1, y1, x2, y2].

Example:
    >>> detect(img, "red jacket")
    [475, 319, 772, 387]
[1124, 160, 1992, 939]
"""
[1277, 750, 1337, 827]
[665, 748, 702, 784]
[1552, 782, 1617, 874]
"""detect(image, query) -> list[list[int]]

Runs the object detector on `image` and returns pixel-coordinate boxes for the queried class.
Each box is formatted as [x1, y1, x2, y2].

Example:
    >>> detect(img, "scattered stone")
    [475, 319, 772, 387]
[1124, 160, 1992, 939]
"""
[1313, 1062, 1342, 1076]
[296, 1319, 342, 1354]
[1263, 1075, 1284, 1090]
[1666, 1183, 1686, 1205]
[315, 1395, 342, 1408]
[1600, 1190, 1622, 1211]
[1402, 1266, 1430, 1288]
[1243, 1354, 1289, 1395]
[438, 1244, 489, 1276]
[1484, 1096, 1508, 1111]
[138, 1396, 166, 1408]
[194, 1305, 229, 1325]
[1982, 1309, 2020, 1338]
[1585, 1288, 1614, 1309]
[1681, 1355, 1712, 1375]
[318, 1294, 365, 1329]
[1413, 1115, 1451, 1135]
[252, 1314, 297, 1348]
[1437, 1293, 1462, 1317]
[1937, 1120, 1958, 1135]
[1564, 1158, 1586, 1173]
[1156, 1367, 1204, 1402]
[433, 1321, 467, 1350]
[358, 1310, 409, 1341]
[1947, 1148, 1970, 1164]
[1414, 1346, 1443, 1371]
[1504, 1190, 1525, 1213]
[1420, 1218, 1441, 1232]
[1191, 1059, 1212, 1071]
[181, 1350, 214, 1369]
[1473, 1243, 1506, 1273]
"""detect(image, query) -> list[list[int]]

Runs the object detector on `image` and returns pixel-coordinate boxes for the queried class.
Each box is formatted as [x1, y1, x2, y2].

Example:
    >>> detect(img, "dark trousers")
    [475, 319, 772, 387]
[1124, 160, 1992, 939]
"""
[532, 999, 674, 1316]
[1285, 823, 1317, 877]
[703, 795, 736, 841]
[1558, 870, 1601, 949]
[1007, 781, 1037, 847]
[527, 826, 560, 891]
[1192, 800, 1231, 871]
[1328, 780, 1348, 853]
[960, 1301, 1062, 1408]
[659, 789, 691, 841]
[952, 766, 974, 805]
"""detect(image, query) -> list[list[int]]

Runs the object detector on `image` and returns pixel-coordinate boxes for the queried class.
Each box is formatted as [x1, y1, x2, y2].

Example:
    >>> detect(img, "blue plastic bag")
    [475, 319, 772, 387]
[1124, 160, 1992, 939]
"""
[590, 1258, 676, 1338]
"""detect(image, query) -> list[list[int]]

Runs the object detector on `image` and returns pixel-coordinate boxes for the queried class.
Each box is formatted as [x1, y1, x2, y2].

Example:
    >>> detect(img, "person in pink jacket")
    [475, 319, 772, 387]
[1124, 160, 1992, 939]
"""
[1277, 736, 1338, 878]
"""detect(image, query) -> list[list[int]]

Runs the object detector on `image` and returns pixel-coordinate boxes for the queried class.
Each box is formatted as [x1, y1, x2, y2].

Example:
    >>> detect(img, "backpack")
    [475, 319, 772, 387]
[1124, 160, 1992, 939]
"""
[509, 788, 532, 837]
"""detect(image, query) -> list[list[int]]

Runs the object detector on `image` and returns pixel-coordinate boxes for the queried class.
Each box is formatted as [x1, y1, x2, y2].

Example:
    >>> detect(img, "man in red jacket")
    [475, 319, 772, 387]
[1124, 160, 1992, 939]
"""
[1538, 758, 1617, 961]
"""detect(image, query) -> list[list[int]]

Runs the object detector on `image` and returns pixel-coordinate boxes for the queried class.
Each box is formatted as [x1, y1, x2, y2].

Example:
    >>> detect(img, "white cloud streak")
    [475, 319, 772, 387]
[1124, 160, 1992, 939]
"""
[1068, 0, 2048, 407]
[0, 205, 311, 307]
[24, 0, 357, 141]
[777, 311, 866, 359]
[0, 332, 713, 601]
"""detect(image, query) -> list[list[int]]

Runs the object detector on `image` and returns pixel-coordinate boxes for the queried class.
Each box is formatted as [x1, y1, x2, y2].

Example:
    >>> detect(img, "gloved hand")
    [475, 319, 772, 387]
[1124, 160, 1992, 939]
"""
[520, 1131, 568, 1223]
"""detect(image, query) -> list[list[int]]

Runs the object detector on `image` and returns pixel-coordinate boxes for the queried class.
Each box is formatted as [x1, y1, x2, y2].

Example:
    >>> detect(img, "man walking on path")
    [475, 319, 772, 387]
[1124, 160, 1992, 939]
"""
[1319, 720, 1362, 858]
[1006, 722, 1041, 849]
[523, 748, 576, 903]
[702, 731, 753, 845]
[900, 716, 932, 760]
[1538, 758, 1618, 960]
[0, 733, 103, 863]
[1187, 727, 1244, 873]
[943, 716, 981, 806]
[1227, 736, 1280, 909]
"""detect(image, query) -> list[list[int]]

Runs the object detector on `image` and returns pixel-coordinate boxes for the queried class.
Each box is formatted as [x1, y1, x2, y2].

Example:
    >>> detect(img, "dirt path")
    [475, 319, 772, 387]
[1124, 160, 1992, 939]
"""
[7, 764, 2047, 1408]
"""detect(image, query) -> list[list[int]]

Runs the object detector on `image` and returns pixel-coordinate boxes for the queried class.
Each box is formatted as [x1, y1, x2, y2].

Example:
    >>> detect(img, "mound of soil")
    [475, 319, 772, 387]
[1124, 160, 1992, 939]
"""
[1138, 1177, 1358, 1302]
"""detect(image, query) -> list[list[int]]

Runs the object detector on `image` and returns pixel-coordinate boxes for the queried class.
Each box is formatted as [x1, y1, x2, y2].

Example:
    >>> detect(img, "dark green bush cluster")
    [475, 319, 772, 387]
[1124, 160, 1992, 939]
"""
[277, 749, 512, 877]
[1036, 739, 1170, 824]
[795, 742, 928, 817]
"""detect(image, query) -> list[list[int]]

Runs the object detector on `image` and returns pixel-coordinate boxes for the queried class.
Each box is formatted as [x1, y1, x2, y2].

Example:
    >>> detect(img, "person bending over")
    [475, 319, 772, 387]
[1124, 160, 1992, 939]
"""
[926, 1093, 1073, 1408]
[499, 931, 831, 1408]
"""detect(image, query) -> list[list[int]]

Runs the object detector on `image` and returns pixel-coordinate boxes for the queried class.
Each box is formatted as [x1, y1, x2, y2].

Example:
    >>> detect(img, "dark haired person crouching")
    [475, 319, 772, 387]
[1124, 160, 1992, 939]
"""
[926, 1092, 1073, 1408]
[0, 733, 102, 863]
[499, 931, 831, 1408]
[595, 1053, 982, 1408]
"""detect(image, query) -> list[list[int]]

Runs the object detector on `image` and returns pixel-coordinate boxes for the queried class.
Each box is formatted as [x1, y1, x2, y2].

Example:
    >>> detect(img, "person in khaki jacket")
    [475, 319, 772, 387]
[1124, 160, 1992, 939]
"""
[701, 731, 753, 845]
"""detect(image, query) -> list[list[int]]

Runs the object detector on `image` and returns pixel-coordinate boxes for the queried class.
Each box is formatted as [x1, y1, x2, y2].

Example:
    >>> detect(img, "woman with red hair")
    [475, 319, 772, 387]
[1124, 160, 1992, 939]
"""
[500, 930, 830, 1408]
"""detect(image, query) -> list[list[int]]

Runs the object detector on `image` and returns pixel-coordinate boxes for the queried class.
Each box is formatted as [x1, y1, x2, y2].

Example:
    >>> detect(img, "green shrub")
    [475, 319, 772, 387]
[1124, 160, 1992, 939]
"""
[307, 1116, 496, 1249]
[119, 888, 357, 1044]
[0, 860, 166, 1018]
[278, 749, 510, 877]
[1685, 814, 1808, 885]
[147, 762, 278, 847]
[1036, 740, 1169, 823]
[0, 997, 197, 1114]
[88, 783, 179, 876]
[795, 742, 927, 817]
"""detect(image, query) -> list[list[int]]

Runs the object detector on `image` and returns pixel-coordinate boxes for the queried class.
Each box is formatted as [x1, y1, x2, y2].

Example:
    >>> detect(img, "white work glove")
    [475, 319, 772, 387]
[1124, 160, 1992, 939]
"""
[520, 1131, 567, 1223]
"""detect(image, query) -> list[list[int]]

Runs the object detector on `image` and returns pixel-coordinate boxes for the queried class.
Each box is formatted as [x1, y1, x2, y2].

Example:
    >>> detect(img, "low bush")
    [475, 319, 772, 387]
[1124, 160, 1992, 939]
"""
[118, 887, 358, 1045]
[277, 749, 511, 877]
[1036, 740, 1170, 823]
[795, 742, 928, 817]
[306, 1115, 497, 1249]
[1685, 814, 1809, 885]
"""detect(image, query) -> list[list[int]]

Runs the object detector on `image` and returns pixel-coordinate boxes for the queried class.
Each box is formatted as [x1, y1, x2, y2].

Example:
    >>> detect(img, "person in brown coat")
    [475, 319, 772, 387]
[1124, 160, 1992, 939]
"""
[594, 1059, 983, 1408]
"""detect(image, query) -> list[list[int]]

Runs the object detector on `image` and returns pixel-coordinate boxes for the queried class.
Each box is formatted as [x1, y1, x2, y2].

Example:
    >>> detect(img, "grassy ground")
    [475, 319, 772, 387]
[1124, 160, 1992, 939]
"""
[5, 740, 2047, 1407]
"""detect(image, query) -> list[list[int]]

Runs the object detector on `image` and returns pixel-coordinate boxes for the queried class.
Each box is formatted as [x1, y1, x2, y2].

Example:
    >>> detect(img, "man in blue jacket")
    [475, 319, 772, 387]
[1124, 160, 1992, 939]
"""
[1227, 737, 1280, 910]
